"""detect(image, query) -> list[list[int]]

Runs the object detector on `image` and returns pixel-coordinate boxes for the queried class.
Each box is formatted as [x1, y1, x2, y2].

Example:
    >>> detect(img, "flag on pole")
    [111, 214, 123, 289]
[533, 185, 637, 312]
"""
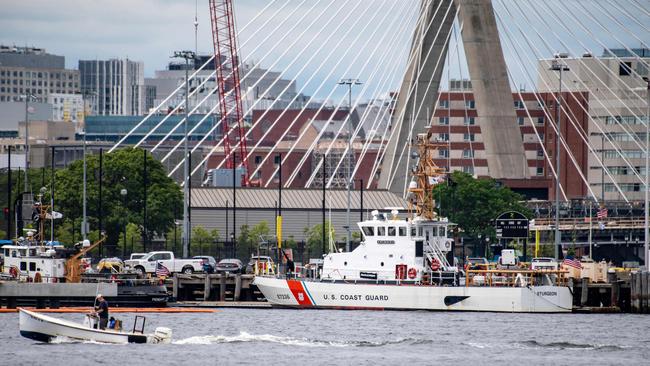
[155, 262, 170, 278]
[597, 207, 608, 219]
[562, 258, 582, 269]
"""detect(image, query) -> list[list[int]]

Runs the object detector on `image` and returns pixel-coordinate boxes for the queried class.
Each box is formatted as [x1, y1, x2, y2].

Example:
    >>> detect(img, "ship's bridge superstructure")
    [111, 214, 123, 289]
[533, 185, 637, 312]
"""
[322, 210, 455, 282]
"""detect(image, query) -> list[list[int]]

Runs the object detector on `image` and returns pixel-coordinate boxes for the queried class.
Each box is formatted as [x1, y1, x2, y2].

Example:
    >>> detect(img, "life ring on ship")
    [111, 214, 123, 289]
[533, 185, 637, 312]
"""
[407, 267, 417, 279]
[430, 258, 441, 271]
[9, 266, 19, 278]
[33, 272, 43, 283]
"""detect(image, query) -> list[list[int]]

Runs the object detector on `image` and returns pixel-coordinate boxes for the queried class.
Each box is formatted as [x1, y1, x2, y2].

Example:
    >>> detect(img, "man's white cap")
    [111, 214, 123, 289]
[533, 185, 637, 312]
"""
[96, 294, 102, 299]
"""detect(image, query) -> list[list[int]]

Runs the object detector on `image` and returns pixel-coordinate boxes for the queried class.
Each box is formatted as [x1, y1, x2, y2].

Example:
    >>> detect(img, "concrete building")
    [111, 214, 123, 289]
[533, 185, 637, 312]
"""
[537, 49, 649, 201]
[431, 82, 590, 200]
[145, 59, 313, 116]
[48, 93, 84, 123]
[0, 45, 80, 103]
[0, 101, 52, 138]
[79, 59, 145, 116]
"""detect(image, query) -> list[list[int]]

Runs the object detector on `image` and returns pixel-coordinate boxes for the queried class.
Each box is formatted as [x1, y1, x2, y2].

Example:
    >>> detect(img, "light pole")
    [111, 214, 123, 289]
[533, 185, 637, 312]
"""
[549, 59, 569, 260]
[645, 78, 649, 271]
[22, 93, 36, 192]
[337, 78, 362, 252]
[172, 50, 196, 258]
[120, 188, 128, 257]
[81, 129, 87, 240]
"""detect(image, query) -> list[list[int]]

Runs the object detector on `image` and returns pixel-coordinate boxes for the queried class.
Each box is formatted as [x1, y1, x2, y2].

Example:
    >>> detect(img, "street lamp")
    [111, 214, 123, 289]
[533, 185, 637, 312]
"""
[120, 188, 128, 257]
[22, 93, 37, 192]
[337, 78, 362, 252]
[549, 58, 569, 260]
[172, 50, 196, 259]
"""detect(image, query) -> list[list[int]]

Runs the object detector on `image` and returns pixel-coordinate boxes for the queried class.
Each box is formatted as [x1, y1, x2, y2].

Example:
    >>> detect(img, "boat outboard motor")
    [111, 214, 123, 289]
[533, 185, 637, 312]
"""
[152, 327, 173, 344]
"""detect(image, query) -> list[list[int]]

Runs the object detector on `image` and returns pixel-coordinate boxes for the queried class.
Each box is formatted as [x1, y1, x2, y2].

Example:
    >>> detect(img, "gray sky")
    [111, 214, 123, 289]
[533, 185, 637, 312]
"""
[0, 0, 647, 102]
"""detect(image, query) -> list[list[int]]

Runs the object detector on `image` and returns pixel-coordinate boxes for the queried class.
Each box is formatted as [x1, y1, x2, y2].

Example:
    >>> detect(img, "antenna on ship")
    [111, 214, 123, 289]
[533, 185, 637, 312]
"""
[407, 132, 447, 220]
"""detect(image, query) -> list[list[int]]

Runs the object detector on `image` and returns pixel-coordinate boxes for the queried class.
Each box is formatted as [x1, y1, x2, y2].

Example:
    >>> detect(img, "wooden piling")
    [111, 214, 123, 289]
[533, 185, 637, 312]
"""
[234, 274, 242, 301]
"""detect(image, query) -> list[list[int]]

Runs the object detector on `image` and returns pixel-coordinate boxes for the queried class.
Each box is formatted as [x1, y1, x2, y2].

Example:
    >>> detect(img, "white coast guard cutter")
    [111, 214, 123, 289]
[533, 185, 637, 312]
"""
[254, 133, 572, 312]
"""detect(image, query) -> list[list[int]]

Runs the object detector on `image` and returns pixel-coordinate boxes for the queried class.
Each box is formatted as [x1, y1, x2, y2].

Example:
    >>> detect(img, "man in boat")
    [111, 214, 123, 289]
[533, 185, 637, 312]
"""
[93, 294, 109, 330]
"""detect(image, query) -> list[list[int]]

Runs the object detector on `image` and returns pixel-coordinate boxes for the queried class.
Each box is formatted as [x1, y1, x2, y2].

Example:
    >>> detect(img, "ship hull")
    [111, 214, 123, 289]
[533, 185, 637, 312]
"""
[253, 277, 573, 313]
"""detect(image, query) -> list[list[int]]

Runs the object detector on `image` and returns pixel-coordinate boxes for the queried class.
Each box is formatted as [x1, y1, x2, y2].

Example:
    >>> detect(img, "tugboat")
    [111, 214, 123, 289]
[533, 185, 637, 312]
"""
[254, 132, 573, 312]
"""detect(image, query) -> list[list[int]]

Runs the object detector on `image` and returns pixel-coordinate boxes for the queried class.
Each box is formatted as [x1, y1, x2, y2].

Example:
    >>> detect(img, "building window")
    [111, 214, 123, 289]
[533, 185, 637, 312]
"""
[465, 100, 475, 109]
[536, 167, 544, 176]
[274, 155, 281, 164]
[537, 149, 544, 158]
[514, 100, 524, 109]
[439, 100, 449, 109]
[462, 149, 474, 158]
[438, 117, 449, 125]
[537, 116, 544, 125]
[517, 117, 525, 125]
[619, 61, 632, 76]
[439, 149, 449, 158]
[463, 133, 475, 142]
[463, 117, 475, 125]
[438, 133, 449, 142]
[254, 156, 262, 164]
[462, 166, 474, 174]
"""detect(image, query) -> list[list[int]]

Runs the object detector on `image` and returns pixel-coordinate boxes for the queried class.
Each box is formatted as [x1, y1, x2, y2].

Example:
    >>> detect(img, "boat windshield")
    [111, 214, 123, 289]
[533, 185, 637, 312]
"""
[362, 226, 374, 236]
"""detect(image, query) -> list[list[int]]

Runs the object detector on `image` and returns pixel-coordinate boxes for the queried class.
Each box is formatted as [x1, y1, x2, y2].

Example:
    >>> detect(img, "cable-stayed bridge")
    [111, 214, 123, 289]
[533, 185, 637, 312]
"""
[108, 0, 648, 208]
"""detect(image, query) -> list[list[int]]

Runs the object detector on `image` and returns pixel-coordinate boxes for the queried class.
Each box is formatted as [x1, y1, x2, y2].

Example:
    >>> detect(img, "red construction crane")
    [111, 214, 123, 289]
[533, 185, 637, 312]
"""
[208, 0, 250, 185]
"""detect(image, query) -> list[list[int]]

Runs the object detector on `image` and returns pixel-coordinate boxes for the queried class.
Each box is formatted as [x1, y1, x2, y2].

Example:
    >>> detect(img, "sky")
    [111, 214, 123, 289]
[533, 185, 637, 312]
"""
[0, 0, 647, 103]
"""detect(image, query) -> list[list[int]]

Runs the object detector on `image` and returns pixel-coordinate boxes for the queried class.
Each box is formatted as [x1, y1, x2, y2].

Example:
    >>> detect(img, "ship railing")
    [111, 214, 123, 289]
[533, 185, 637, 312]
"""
[465, 269, 569, 288]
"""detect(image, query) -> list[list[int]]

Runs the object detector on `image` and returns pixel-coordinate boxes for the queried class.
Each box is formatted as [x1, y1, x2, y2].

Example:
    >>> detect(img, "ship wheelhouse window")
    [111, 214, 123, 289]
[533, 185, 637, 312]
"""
[411, 227, 416, 237]
[418, 227, 423, 236]
[362, 226, 374, 236]
[20, 262, 27, 271]
[388, 227, 396, 236]
[378, 227, 386, 236]
[398, 227, 407, 236]
[29, 262, 36, 271]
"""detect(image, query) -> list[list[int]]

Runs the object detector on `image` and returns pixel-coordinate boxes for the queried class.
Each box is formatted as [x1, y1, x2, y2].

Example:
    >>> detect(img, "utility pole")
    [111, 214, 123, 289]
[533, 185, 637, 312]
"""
[549, 59, 568, 260]
[172, 50, 195, 258]
[6, 146, 11, 240]
[51, 146, 55, 243]
[337, 78, 362, 252]
[629, 78, 649, 270]
[23, 93, 36, 192]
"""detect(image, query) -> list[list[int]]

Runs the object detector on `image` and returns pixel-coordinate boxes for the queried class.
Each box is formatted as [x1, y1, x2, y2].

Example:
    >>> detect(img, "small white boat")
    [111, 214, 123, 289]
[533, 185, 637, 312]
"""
[19, 308, 172, 344]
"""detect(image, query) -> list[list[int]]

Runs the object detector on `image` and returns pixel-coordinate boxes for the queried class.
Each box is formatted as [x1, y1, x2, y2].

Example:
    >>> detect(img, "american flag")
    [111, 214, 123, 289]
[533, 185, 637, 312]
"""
[597, 207, 608, 219]
[155, 262, 170, 277]
[562, 258, 582, 269]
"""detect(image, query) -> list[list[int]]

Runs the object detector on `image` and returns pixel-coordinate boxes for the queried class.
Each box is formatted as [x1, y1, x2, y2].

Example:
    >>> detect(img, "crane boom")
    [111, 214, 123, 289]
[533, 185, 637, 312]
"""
[208, 0, 250, 185]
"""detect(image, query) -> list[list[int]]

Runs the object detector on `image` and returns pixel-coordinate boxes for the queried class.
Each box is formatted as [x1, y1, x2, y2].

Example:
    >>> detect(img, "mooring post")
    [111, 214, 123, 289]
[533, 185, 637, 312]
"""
[219, 274, 226, 301]
[234, 274, 242, 301]
[580, 278, 589, 306]
[172, 274, 179, 300]
[204, 274, 211, 301]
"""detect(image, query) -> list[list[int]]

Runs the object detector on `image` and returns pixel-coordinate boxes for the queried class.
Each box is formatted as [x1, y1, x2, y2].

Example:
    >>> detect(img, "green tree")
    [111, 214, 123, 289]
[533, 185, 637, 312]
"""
[112, 222, 144, 256]
[433, 171, 531, 241]
[304, 221, 335, 254]
[237, 224, 252, 260]
[192, 225, 213, 256]
[53, 147, 182, 250]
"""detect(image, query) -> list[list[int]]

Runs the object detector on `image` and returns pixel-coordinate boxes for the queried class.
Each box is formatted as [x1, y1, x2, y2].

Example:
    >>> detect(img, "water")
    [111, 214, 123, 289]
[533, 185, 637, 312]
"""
[2, 309, 649, 365]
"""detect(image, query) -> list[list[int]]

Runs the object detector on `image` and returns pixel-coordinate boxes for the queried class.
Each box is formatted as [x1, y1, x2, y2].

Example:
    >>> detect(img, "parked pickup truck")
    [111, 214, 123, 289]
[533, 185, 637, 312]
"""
[124, 251, 204, 276]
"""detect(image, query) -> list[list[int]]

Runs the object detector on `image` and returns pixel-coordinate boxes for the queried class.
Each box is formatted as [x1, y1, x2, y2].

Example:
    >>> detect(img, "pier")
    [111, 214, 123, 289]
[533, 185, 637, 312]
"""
[168, 273, 264, 303]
